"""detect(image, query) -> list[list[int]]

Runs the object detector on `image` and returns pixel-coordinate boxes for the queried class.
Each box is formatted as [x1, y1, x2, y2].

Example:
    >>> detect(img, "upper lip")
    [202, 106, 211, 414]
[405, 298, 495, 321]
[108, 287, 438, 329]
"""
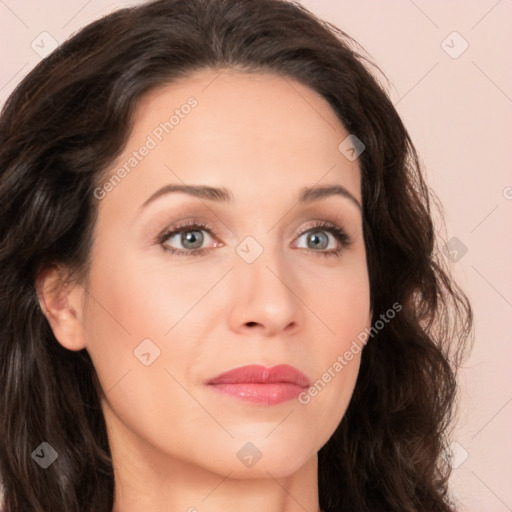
[206, 364, 310, 387]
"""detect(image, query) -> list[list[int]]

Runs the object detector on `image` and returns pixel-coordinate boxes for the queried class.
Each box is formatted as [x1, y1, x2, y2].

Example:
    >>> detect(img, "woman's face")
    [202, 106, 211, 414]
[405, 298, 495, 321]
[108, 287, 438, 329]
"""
[75, 69, 371, 478]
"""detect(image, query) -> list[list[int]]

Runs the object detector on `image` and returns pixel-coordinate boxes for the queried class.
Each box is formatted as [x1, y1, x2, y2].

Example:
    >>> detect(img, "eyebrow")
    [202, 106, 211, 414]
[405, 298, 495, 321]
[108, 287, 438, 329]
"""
[139, 183, 362, 211]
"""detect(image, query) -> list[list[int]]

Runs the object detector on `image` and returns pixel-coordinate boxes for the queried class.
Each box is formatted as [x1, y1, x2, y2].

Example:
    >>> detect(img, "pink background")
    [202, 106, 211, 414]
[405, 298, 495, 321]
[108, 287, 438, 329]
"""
[1, 1, 511, 510]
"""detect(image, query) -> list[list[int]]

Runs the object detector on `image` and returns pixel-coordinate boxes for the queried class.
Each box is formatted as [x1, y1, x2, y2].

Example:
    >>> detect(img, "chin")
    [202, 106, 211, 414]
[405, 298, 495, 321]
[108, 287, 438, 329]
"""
[210, 433, 318, 479]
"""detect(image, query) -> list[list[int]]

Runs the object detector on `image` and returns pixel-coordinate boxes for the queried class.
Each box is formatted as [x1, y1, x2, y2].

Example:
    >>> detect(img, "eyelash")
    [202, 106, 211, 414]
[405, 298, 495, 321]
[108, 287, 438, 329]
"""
[156, 219, 353, 258]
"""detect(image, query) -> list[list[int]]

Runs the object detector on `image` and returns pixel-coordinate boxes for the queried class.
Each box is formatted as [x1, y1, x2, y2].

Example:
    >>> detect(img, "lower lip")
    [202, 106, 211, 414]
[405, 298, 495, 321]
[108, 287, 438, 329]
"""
[207, 382, 306, 405]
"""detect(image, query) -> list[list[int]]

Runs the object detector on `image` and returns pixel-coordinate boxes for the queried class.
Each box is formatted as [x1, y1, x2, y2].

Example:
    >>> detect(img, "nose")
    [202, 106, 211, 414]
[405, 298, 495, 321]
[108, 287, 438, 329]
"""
[227, 244, 303, 337]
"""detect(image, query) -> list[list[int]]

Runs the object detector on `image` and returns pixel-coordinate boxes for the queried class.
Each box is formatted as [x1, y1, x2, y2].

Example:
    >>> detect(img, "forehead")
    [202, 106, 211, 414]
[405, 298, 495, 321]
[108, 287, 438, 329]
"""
[133, 67, 353, 159]
[99, 68, 361, 215]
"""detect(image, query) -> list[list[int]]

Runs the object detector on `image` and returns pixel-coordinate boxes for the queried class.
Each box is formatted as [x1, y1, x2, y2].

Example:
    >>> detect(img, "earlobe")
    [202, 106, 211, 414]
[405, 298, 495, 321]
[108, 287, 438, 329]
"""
[35, 266, 87, 351]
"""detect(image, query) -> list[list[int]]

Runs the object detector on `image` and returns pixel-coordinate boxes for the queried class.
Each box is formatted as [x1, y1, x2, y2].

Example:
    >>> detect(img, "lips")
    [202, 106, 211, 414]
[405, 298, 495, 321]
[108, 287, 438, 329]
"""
[206, 364, 310, 387]
[205, 364, 310, 405]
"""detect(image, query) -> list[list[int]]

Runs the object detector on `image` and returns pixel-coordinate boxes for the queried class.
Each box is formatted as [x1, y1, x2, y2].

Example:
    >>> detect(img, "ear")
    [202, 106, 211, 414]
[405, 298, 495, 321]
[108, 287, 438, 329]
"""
[35, 266, 87, 351]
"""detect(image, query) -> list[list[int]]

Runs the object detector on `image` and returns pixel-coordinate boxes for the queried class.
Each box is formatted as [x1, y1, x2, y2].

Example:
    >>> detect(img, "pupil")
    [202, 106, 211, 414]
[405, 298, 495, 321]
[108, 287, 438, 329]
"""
[309, 231, 327, 249]
[183, 230, 203, 249]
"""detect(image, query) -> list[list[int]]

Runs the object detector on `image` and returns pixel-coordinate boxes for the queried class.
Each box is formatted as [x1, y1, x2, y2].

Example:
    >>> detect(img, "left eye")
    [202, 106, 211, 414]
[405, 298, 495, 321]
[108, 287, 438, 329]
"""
[295, 229, 338, 251]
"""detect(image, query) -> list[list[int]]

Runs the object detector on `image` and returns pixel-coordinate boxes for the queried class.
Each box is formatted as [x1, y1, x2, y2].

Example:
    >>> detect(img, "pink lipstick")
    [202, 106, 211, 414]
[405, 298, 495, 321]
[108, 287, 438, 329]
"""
[206, 364, 310, 405]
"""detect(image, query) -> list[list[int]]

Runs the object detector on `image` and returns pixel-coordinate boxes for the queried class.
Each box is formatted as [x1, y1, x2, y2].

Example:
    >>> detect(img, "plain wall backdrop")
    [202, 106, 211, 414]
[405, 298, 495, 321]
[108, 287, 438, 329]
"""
[0, 1, 511, 511]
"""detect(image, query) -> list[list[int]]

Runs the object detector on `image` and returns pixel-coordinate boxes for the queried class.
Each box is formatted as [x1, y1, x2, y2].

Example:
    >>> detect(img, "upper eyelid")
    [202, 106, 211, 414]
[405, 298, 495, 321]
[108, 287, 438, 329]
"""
[162, 220, 343, 236]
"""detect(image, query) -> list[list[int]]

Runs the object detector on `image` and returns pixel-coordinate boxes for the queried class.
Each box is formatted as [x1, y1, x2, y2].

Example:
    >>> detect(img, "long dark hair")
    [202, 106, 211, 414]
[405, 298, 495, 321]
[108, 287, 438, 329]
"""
[0, 0, 473, 510]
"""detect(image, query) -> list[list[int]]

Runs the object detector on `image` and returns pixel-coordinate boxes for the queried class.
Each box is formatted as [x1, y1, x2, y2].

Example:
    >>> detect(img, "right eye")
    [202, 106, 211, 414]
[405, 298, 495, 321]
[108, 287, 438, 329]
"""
[158, 220, 222, 257]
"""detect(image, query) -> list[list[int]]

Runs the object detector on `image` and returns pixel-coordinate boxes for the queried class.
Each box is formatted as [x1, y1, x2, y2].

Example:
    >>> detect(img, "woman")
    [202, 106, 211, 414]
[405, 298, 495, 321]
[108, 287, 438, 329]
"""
[0, 0, 473, 511]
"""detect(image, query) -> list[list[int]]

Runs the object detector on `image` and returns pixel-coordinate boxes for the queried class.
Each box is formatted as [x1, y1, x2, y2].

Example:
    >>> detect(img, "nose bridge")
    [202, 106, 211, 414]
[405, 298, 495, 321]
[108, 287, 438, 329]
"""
[229, 229, 301, 332]
[241, 240, 283, 285]
[235, 227, 286, 288]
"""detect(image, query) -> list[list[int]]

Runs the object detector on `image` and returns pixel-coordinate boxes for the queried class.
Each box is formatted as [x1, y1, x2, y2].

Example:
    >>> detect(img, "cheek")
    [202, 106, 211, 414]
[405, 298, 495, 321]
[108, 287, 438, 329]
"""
[302, 244, 371, 344]
[80, 253, 208, 457]
[80, 252, 173, 394]
[83, 250, 203, 343]
[81, 247, 225, 412]
[301, 352, 361, 451]
[294, 250, 370, 436]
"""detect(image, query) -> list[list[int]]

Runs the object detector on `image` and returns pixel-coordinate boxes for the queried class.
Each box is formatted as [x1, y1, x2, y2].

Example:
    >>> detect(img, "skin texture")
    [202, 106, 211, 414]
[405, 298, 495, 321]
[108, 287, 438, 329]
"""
[38, 69, 372, 512]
